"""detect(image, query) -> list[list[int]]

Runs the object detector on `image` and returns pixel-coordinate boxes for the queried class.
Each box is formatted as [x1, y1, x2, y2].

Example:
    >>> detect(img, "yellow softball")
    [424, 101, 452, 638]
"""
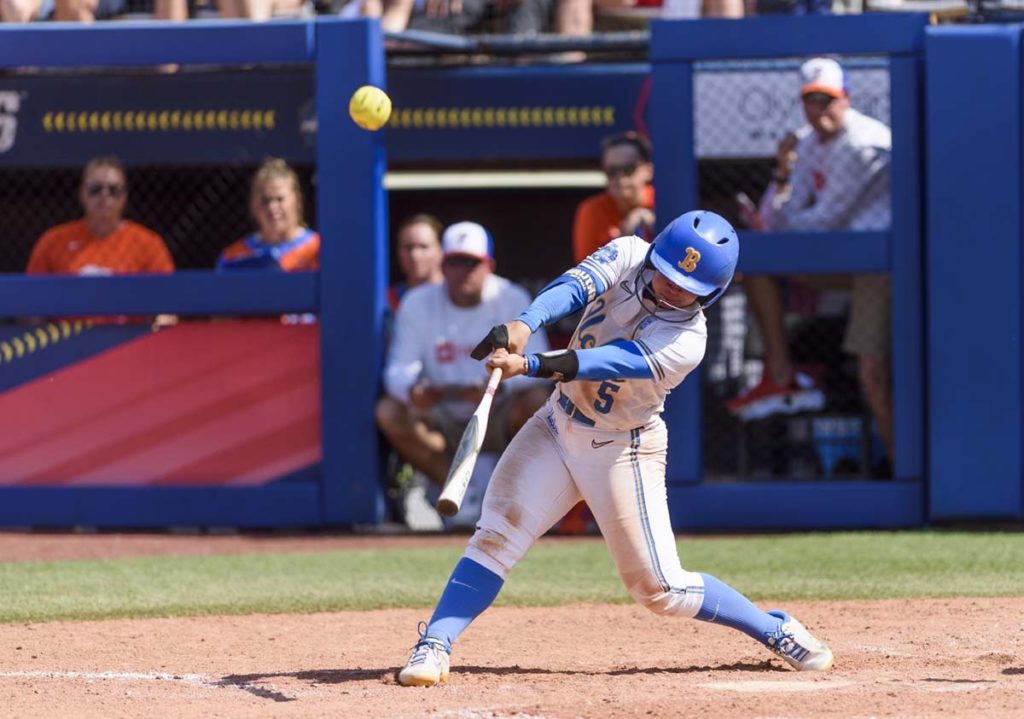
[349, 85, 392, 131]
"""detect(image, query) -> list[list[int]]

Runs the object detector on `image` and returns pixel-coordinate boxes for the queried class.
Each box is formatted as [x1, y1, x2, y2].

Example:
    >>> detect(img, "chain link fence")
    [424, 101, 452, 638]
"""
[0, 162, 316, 274]
[694, 55, 893, 482]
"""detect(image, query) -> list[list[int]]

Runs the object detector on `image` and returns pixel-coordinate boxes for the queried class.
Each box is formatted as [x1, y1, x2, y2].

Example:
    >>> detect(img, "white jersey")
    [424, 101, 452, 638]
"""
[762, 108, 891, 232]
[385, 274, 549, 419]
[560, 236, 707, 431]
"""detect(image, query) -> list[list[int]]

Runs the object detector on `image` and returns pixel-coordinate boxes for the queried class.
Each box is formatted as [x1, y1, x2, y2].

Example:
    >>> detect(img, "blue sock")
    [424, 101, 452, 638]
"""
[426, 557, 504, 651]
[695, 573, 783, 645]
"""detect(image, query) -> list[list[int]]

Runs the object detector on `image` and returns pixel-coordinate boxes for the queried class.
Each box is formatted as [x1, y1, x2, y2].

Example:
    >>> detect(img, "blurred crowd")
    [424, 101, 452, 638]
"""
[0, 0, 973, 31]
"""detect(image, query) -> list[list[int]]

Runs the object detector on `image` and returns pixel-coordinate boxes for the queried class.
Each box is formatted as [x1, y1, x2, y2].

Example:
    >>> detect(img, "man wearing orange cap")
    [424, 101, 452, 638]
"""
[733, 57, 894, 473]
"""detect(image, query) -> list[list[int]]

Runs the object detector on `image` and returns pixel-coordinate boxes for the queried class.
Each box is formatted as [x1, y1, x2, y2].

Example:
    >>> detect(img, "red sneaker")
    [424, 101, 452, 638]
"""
[726, 371, 825, 422]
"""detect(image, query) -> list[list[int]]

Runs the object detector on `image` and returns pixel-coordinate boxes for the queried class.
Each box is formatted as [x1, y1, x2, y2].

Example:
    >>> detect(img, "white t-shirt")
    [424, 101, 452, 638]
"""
[385, 274, 549, 419]
[561, 236, 708, 431]
[762, 108, 891, 232]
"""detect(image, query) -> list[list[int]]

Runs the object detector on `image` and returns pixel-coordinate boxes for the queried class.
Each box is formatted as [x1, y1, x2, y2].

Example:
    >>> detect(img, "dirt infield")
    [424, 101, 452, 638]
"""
[1, 534, 1022, 718]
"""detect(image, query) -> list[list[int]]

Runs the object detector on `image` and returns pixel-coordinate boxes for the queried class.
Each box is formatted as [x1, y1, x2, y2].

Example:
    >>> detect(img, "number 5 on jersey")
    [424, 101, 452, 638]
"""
[594, 380, 621, 414]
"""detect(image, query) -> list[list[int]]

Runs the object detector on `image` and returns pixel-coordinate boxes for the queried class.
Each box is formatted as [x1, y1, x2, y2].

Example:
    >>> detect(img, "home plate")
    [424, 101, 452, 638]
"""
[701, 680, 854, 693]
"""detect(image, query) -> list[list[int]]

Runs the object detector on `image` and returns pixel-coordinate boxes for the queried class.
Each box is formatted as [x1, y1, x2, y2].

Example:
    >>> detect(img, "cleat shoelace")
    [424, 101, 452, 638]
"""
[408, 621, 450, 664]
[766, 620, 811, 663]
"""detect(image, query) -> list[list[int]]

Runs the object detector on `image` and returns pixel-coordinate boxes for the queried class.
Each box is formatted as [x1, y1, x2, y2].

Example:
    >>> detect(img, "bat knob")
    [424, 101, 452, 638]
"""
[436, 498, 459, 518]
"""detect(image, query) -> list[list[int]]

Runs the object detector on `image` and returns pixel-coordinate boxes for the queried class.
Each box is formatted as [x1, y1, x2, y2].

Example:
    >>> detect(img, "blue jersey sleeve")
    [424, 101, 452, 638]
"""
[516, 264, 608, 332]
[574, 340, 655, 381]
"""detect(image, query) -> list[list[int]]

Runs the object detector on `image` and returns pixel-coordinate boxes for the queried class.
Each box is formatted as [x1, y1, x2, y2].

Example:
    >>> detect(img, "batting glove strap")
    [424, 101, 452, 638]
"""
[526, 350, 579, 382]
[471, 324, 509, 361]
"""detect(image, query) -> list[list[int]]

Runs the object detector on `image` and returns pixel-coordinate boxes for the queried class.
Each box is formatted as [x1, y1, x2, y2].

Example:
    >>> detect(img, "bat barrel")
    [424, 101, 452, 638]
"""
[435, 367, 504, 518]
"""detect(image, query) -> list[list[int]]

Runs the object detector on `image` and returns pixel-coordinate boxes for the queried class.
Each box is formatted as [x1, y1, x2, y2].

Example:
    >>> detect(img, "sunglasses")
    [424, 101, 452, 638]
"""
[801, 92, 836, 108]
[85, 182, 125, 198]
[443, 255, 484, 269]
[604, 162, 641, 179]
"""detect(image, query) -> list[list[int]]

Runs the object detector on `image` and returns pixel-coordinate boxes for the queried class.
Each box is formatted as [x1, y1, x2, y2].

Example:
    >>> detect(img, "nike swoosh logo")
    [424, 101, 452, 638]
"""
[591, 439, 614, 449]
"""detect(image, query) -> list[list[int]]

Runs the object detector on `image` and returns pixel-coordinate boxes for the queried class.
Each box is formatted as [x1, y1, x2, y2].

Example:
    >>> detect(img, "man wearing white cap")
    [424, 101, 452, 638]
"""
[376, 221, 550, 499]
[733, 57, 894, 472]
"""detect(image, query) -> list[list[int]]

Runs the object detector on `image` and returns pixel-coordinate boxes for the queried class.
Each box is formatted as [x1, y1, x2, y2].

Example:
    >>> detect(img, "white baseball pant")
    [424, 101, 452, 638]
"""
[464, 393, 706, 617]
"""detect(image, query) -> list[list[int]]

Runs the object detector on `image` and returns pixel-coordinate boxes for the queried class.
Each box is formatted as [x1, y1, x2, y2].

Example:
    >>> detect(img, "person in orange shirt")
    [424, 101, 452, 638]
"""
[27, 156, 174, 276]
[217, 158, 319, 273]
[572, 131, 656, 263]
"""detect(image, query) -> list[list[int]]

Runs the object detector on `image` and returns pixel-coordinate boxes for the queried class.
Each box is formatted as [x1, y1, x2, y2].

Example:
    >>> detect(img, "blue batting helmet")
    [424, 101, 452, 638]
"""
[648, 210, 740, 309]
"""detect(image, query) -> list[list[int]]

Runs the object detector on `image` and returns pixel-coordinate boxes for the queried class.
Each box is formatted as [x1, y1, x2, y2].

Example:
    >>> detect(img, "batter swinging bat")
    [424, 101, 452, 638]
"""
[436, 367, 503, 518]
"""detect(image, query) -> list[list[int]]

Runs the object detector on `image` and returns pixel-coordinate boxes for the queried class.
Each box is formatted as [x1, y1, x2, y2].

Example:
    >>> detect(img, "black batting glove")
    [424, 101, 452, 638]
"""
[470, 324, 509, 361]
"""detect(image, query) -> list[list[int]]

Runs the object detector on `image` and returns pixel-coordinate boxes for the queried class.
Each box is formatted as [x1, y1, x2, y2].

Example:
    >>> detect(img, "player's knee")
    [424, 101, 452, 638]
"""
[634, 588, 678, 616]
[626, 570, 704, 617]
[466, 526, 524, 578]
[623, 574, 675, 615]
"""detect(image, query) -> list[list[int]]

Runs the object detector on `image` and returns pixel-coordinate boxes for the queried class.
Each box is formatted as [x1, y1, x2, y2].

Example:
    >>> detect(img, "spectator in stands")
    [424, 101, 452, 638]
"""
[702, 0, 742, 14]
[754, 0, 831, 14]
[217, 0, 308, 20]
[0, 0, 42, 20]
[389, 213, 444, 310]
[732, 57, 893, 470]
[573, 130, 655, 263]
[555, 0, 592, 45]
[1, 0, 183, 22]
[589, 0, 742, 29]
[217, 158, 319, 272]
[376, 221, 550, 494]
[0, 0, 309, 24]
[27, 156, 173, 276]
[363, 0, 554, 35]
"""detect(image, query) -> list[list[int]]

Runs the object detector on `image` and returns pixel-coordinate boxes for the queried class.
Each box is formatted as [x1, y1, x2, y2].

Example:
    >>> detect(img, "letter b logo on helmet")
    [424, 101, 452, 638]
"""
[649, 210, 739, 309]
[678, 247, 701, 273]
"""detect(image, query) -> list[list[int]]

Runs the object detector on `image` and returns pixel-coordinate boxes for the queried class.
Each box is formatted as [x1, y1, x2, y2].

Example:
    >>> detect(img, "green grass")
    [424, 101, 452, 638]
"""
[0, 531, 1022, 624]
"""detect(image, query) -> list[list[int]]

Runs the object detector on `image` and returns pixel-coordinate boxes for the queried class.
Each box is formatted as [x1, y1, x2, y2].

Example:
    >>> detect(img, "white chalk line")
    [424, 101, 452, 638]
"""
[432, 711, 552, 719]
[702, 678, 1001, 695]
[701, 679, 854, 693]
[0, 670, 215, 687]
[0, 669, 305, 700]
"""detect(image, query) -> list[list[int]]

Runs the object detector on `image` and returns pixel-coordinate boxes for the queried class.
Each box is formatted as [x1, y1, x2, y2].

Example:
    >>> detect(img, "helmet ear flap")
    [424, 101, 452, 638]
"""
[698, 285, 725, 310]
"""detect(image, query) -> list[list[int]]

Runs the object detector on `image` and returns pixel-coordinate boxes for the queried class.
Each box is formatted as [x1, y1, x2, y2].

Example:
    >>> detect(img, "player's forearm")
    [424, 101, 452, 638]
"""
[523, 341, 654, 382]
[575, 342, 655, 380]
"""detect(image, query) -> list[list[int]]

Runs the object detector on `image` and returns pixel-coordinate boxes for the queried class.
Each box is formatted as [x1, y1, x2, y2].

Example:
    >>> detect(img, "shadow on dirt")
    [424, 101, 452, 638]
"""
[217, 660, 784, 700]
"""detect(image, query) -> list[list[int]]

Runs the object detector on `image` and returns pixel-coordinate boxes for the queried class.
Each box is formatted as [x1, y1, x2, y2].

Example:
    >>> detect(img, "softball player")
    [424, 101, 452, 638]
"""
[398, 210, 833, 687]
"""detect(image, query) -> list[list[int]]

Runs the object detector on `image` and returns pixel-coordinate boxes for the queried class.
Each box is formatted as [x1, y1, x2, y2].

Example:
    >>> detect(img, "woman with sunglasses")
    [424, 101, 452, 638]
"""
[26, 156, 173, 276]
[572, 130, 655, 264]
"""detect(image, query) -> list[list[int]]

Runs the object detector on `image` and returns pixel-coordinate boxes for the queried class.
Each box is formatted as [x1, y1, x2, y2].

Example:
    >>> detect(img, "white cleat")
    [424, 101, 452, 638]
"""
[398, 625, 451, 687]
[765, 610, 834, 671]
